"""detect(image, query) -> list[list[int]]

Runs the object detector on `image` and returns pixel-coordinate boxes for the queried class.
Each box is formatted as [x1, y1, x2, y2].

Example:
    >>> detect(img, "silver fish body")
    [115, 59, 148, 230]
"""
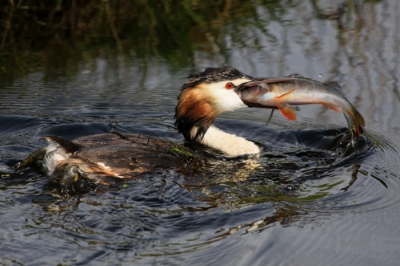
[237, 76, 365, 141]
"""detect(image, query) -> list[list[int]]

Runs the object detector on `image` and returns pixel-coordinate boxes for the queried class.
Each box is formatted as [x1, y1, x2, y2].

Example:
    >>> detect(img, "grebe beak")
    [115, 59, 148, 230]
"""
[236, 81, 276, 109]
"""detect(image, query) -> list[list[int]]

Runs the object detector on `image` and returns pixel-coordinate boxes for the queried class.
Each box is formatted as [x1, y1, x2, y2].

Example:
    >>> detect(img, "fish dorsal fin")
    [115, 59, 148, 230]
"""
[286, 73, 304, 78]
[44, 135, 83, 153]
[324, 81, 347, 98]
[277, 104, 297, 121]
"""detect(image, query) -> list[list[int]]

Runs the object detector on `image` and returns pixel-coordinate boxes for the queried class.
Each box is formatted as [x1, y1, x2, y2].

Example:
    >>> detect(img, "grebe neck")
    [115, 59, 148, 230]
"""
[190, 125, 260, 157]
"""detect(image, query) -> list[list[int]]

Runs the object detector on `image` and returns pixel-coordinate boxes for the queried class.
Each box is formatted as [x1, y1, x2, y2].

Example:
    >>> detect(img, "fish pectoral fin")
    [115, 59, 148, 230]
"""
[276, 88, 295, 99]
[320, 102, 341, 113]
[277, 104, 297, 121]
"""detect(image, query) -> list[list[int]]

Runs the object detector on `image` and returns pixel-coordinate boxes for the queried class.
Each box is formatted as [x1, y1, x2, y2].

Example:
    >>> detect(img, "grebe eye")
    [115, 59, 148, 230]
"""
[225, 82, 235, 89]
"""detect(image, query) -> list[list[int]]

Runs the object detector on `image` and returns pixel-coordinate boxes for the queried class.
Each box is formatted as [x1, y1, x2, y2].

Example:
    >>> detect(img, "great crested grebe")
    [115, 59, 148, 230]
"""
[18, 66, 267, 194]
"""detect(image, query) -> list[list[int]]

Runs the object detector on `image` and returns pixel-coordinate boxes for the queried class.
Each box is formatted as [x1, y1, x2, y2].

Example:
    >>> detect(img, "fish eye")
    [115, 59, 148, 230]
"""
[225, 82, 235, 89]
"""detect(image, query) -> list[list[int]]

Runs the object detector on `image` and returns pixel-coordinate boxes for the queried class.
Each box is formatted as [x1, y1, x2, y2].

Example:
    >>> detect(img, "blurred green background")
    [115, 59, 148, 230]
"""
[0, 0, 290, 80]
[1, 0, 382, 81]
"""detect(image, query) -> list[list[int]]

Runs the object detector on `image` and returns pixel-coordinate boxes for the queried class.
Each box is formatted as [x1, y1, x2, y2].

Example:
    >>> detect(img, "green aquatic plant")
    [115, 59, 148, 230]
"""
[169, 146, 196, 158]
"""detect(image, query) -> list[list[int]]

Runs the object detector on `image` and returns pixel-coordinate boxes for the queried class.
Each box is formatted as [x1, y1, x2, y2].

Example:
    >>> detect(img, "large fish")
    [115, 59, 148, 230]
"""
[237, 75, 365, 141]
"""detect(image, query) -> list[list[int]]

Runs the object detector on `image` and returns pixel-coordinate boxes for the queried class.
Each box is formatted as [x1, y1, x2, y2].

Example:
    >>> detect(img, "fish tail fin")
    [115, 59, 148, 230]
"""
[344, 107, 365, 140]
[354, 108, 365, 128]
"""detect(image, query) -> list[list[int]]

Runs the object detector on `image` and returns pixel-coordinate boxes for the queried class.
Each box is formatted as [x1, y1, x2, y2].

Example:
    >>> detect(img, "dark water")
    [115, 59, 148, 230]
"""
[1, 1, 400, 265]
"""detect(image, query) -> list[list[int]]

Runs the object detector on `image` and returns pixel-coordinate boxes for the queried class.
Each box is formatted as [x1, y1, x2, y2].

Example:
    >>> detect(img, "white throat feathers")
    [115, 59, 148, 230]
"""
[190, 125, 261, 156]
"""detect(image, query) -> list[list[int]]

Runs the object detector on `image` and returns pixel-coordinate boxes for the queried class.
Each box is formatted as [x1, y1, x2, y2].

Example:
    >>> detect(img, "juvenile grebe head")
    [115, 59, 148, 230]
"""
[175, 66, 254, 141]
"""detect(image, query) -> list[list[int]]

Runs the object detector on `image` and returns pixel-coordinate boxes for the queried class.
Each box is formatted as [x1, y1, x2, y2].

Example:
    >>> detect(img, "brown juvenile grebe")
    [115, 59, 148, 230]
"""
[18, 66, 266, 194]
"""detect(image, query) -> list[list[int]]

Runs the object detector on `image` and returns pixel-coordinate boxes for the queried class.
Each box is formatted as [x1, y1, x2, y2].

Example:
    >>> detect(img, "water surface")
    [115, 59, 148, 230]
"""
[1, 1, 400, 265]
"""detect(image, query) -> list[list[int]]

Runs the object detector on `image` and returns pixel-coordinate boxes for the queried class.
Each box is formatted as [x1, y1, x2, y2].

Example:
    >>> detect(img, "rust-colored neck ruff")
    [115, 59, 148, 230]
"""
[175, 86, 218, 141]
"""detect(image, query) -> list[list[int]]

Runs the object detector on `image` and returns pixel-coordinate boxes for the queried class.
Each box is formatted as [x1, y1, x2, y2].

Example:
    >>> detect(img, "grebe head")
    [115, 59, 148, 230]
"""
[175, 66, 254, 141]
